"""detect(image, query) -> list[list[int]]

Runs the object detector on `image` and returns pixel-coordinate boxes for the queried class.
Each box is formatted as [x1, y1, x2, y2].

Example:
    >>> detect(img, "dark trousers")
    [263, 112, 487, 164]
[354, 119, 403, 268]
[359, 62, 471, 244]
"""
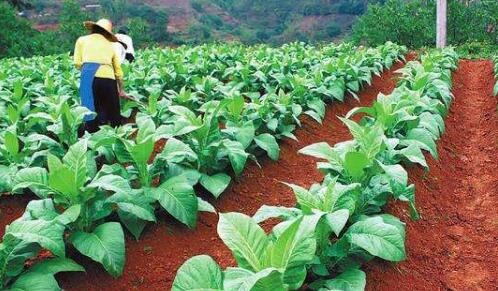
[85, 77, 122, 133]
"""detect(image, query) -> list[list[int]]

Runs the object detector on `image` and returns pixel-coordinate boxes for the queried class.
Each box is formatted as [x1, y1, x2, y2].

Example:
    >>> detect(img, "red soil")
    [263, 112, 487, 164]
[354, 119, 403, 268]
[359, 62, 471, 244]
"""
[35, 23, 59, 32]
[0, 194, 33, 237]
[365, 59, 498, 290]
[53, 60, 409, 290]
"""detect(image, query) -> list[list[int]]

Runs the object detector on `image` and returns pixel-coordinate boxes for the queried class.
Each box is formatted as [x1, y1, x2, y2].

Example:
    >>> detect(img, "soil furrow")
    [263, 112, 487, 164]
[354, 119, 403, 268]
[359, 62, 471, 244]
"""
[366, 59, 498, 291]
[54, 61, 409, 290]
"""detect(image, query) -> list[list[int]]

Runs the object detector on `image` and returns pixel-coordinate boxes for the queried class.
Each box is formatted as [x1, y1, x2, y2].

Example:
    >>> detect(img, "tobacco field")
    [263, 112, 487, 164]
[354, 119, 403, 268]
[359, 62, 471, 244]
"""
[0, 41, 497, 291]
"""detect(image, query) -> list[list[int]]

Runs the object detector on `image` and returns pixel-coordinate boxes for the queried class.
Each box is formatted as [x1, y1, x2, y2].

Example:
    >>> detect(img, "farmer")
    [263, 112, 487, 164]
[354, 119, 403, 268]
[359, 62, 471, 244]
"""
[73, 18, 128, 133]
[115, 29, 135, 63]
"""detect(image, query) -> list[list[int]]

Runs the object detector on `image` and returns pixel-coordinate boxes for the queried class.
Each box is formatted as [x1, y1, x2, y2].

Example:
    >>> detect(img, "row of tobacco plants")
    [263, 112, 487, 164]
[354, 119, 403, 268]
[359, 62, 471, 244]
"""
[0, 42, 407, 289]
[173, 48, 459, 290]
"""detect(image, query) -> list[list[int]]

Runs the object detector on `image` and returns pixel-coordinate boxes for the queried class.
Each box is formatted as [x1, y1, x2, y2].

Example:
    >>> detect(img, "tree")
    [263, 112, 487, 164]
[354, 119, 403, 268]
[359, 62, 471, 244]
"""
[100, 0, 127, 25]
[352, 0, 497, 48]
[59, 0, 87, 51]
[325, 22, 342, 38]
[128, 17, 151, 47]
[0, 2, 37, 57]
[4, 0, 31, 10]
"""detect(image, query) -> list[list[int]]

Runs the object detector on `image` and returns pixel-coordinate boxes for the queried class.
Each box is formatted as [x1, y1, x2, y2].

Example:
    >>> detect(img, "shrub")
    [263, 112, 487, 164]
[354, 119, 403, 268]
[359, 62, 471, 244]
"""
[191, 0, 204, 12]
[326, 22, 342, 38]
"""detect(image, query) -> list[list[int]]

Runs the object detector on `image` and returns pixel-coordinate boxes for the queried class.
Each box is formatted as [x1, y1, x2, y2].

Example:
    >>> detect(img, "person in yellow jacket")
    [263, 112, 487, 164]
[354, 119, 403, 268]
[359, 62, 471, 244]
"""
[74, 19, 129, 133]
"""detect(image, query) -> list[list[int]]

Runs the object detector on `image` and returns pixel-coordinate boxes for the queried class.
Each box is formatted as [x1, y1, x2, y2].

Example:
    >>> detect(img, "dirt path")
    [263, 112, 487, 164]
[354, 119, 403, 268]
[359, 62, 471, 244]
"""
[54, 61, 409, 290]
[366, 59, 498, 290]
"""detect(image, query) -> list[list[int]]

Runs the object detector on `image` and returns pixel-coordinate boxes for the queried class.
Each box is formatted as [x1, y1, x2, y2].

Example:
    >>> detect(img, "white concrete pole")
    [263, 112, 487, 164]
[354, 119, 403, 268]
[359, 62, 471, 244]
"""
[436, 0, 447, 48]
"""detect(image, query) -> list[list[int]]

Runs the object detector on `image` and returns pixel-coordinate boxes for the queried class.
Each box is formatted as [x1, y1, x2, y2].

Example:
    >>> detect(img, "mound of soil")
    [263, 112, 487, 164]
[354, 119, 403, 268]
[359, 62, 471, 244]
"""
[365, 59, 498, 290]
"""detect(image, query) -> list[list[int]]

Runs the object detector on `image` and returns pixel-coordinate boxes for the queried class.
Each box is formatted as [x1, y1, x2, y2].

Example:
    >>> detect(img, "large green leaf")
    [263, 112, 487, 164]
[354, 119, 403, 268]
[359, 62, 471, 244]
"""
[2, 240, 40, 278]
[117, 210, 148, 241]
[223, 140, 248, 176]
[87, 174, 132, 194]
[252, 205, 301, 224]
[270, 217, 316, 289]
[20, 199, 58, 222]
[172, 255, 224, 291]
[398, 143, 428, 168]
[12, 167, 50, 197]
[325, 209, 350, 237]
[0, 165, 15, 192]
[227, 95, 245, 117]
[200, 173, 231, 198]
[233, 121, 255, 149]
[284, 183, 321, 213]
[108, 192, 156, 222]
[4, 219, 65, 257]
[223, 267, 285, 291]
[107, 190, 156, 236]
[123, 137, 154, 170]
[197, 197, 216, 213]
[62, 139, 89, 189]
[47, 158, 79, 200]
[26, 257, 85, 275]
[113, 140, 134, 164]
[4, 130, 19, 156]
[339, 118, 364, 143]
[329, 79, 346, 101]
[8, 272, 60, 291]
[379, 163, 408, 186]
[344, 151, 369, 181]
[56, 204, 81, 225]
[217, 213, 269, 272]
[254, 134, 280, 160]
[169, 105, 200, 124]
[299, 142, 340, 162]
[346, 216, 406, 262]
[70, 222, 125, 277]
[418, 112, 441, 138]
[136, 115, 156, 143]
[158, 138, 197, 163]
[405, 128, 438, 159]
[321, 269, 366, 291]
[149, 176, 198, 228]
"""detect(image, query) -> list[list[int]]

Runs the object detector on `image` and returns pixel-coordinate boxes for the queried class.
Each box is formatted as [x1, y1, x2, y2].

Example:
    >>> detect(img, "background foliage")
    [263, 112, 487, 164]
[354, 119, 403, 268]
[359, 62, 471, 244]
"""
[1, 0, 497, 59]
[351, 0, 498, 48]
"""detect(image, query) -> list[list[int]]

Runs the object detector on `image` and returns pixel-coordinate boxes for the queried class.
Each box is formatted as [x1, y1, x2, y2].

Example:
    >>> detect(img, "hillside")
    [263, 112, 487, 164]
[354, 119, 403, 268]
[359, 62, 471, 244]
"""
[26, 0, 368, 45]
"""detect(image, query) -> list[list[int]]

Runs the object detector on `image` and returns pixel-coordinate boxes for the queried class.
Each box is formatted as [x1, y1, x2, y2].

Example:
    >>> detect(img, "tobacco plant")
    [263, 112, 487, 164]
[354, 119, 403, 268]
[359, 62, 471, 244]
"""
[12, 140, 130, 277]
[172, 212, 319, 291]
[0, 207, 84, 290]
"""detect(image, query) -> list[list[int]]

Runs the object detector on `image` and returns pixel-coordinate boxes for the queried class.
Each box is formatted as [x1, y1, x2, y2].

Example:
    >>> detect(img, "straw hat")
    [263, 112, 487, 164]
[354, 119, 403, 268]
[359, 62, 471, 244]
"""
[83, 19, 118, 42]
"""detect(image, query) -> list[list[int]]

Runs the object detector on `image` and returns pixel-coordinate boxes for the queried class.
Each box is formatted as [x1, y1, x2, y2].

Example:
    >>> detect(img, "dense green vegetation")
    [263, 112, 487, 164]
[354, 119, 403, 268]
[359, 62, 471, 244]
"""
[0, 42, 405, 289]
[0, 0, 169, 58]
[352, 0, 498, 48]
[207, 0, 368, 44]
[0, 2, 57, 57]
[1, 0, 370, 58]
[172, 47, 459, 290]
[2, 0, 498, 59]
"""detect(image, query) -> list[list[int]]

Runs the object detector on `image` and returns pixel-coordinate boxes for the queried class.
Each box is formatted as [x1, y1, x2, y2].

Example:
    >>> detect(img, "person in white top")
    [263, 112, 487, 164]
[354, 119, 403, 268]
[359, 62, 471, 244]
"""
[113, 40, 127, 64]
[113, 29, 135, 64]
